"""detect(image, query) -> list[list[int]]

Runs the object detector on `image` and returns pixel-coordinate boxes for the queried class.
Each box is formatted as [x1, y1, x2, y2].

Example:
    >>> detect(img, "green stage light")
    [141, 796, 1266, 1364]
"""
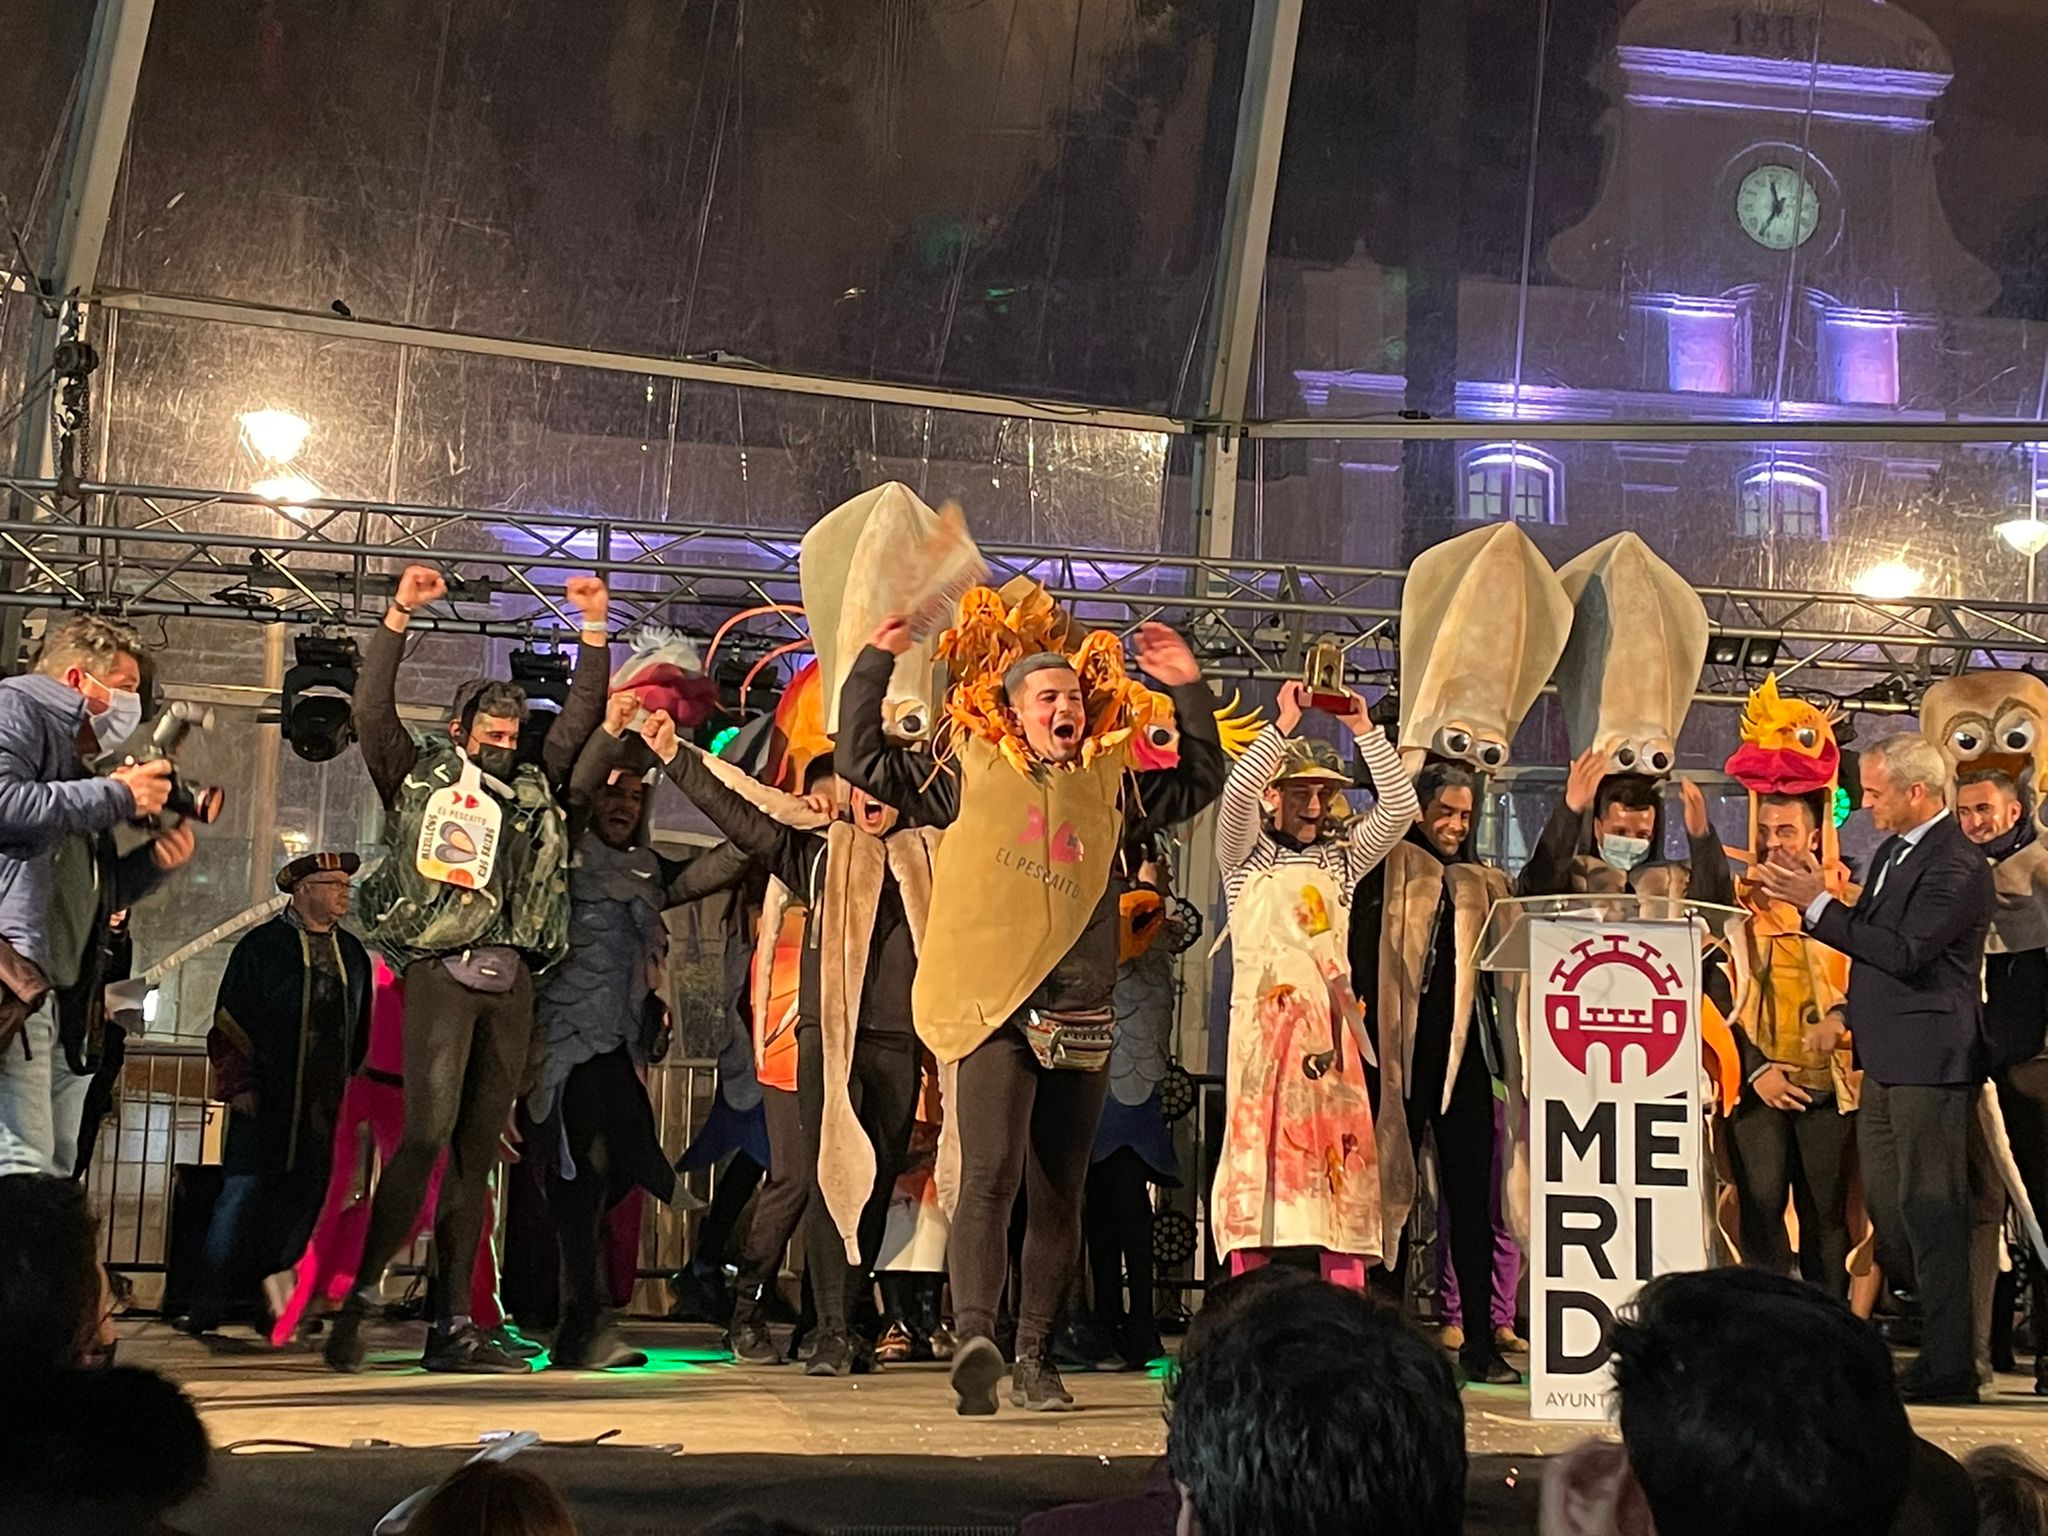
[709, 725, 741, 756]
[1833, 786, 1852, 828]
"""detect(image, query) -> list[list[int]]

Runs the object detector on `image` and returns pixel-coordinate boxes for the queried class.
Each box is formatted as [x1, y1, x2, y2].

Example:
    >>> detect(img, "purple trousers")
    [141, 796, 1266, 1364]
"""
[1437, 1097, 1520, 1330]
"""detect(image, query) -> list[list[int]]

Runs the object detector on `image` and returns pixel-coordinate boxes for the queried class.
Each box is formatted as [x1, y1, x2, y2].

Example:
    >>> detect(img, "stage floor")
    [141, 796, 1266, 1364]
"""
[125, 1317, 2048, 1466]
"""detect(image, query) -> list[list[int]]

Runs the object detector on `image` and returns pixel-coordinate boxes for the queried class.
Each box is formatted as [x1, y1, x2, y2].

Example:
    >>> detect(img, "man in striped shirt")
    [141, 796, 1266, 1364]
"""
[1210, 680, 1419, 1287]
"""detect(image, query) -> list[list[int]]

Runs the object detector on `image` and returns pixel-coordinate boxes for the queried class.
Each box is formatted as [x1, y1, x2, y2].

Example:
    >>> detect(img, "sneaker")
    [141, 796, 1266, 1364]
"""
[929, 1323, 958, 1362]
[1459, 1341, 1523, 1386]
[422, 1323, 534, 1374]
[950, 1335, 1006, 1416]
[486, 1323, 547, 1360]
[324, 1298, 368, 1373]
[667, 1264, 731, 1325]
[1050, 1314, 1118, 1371]
[1440, 1324, 1466, 1350]
[728, 1283, 784, 1365]
[552, 1313, 647, 1371]
[806, 1330, 854, 1378]
[1494, 1325, 1530, 1354]
[875, 1322, 917, 1364]
[1012, 1358, 1076, 1412]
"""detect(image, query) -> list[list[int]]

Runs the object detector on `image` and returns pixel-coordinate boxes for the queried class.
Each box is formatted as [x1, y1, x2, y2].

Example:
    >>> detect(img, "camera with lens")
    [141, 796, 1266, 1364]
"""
[137, 701, 226, 825]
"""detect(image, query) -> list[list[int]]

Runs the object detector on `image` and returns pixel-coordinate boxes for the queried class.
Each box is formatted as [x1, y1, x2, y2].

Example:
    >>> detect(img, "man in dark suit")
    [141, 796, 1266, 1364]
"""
[1755, 732, 1995, 1402]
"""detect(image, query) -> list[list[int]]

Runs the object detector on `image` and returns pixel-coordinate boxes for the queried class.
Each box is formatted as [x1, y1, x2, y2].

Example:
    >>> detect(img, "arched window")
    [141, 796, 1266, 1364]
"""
[1460, 446, 1562, 526]
[1739, 466, 1828, 540]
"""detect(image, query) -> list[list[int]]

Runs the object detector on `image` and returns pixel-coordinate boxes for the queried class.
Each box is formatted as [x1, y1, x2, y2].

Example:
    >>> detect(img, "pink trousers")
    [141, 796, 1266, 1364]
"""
[268, 1074, 503, 1346]
[1227, 1247, 1368, 1291]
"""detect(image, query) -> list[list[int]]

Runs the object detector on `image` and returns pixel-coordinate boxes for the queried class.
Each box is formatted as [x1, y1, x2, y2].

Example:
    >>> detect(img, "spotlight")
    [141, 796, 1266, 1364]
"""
[1742, 637, 1781, 669]
[1707, 635, 1744, 668]
[510, 649, 572, 762]
[282, 633, 360, 763]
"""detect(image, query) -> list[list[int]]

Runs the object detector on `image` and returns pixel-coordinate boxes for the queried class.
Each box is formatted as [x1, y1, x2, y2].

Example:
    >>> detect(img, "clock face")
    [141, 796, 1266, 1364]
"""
[1735, 164, 1821, 250]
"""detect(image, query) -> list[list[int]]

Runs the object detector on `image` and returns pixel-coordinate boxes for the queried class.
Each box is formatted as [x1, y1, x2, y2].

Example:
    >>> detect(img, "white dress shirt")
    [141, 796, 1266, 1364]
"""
[1803, 808, 1949, 927]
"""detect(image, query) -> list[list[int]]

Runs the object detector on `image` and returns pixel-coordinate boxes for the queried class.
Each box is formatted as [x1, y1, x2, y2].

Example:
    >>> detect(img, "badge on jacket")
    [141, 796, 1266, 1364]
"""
[415, 758, 502, 890]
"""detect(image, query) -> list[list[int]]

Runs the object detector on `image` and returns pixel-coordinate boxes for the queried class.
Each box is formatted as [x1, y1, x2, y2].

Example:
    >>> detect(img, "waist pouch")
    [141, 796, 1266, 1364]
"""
[1018, 1006, 1115, 1073]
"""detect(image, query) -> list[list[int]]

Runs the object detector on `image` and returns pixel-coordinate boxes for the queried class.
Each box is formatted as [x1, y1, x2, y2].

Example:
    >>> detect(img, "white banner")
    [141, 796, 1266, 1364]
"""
[1528, 918, 1707, 1421]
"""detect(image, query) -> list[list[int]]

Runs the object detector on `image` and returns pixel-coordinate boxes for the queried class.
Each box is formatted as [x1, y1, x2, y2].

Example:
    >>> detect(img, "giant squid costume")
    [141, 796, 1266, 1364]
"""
[1920, 672, 2048, 1352]
[1515, 531, 1728, 906]
[1367, 523, 1571, 1251]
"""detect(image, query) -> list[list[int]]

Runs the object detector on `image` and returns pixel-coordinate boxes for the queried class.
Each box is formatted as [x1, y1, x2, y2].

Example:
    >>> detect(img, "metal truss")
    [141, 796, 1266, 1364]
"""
[3, 475, 2045, 708]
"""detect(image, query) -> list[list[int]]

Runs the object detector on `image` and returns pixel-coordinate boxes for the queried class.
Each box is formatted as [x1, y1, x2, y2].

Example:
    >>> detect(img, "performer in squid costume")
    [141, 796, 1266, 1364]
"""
[664, 482, 973, 1374]
[1922, 670, 2048, 1389]
[1353, 522, 1571, 1385]
[840, 577, 1226, 1415]
[1718, 676, 1861, 1299]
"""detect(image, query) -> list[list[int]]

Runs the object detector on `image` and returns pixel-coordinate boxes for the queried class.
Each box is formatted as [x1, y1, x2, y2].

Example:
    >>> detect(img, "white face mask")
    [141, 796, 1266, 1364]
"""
[86, 676, 143, 750]
[1600, 833, 1652, 873]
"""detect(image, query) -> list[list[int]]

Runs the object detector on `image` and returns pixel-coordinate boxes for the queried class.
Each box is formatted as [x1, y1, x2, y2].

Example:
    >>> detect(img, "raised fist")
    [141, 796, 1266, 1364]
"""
[395, 565, 447, 611]
[565, 575, 608, 625]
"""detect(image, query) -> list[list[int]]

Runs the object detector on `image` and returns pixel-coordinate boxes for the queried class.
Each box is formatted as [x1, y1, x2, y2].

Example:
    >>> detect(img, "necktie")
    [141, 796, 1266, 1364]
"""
[1869, 837, 1907, 899]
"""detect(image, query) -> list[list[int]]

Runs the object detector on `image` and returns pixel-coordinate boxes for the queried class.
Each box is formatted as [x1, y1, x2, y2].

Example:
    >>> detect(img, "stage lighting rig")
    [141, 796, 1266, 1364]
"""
[282, 632, 360, 762]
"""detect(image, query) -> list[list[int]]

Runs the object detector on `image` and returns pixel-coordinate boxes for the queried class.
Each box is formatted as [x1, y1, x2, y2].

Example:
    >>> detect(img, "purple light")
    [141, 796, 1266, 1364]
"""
[1618, 45, 1946, 130]
[1819, 309, 1902, 407]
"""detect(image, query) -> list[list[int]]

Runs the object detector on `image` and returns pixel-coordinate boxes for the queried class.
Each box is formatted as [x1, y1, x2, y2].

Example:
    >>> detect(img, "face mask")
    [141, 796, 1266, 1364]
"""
[85, 674, 143, 750]
[1600, 833, 1651, 872]
[471, 744, 520, 783]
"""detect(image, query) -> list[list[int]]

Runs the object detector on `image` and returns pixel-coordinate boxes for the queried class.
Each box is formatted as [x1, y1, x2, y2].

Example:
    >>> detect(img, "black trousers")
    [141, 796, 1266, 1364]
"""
[1084, 1147, 1156, 1335]
[795, 1026, 920, 1335]
[352, 958, 533, 1319]
[1860, 1078, 1975, 1387]
[1724, 1089, 1853, 1299]
[694, 1151, 766, 1272]
[553, 1045, 659, 1325]
[735, 1086, 809, 1292]
[1405, 1022, 1500, 1343]
[950, 1025, 1111, 1360]
[1998, 1056, 2048, 1360]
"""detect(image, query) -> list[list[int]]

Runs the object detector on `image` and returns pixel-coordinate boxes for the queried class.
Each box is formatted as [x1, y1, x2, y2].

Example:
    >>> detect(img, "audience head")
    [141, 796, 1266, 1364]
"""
[1968, 1446, 2048, 1536]
[1957, 767, 2025, 846]
[0, 1173, 115, 1371]
[1857, 734, 1948, 835]
[1415, 762, 1478, 856]
[1168, 1279, 1464, 1536]
[1609, 1268, 1912, 1536]
[407, 1458, 579, 1536]
[592, 769, 650, 850]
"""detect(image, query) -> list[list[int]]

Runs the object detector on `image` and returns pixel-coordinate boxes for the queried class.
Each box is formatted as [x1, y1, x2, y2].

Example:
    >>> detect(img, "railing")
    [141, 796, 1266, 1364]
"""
[85, 1038, 1220, 1322]
[84, 1039, 725, 1317]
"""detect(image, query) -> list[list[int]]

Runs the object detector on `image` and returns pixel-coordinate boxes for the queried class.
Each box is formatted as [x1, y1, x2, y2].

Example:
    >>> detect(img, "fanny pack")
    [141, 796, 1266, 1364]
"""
[1018, 1006, 1115, 1073]
[0, 933, 50, 1059]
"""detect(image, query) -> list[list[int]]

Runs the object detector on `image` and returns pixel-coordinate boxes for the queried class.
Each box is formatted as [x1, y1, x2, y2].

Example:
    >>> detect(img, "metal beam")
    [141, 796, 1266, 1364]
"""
[1247, 417, 2048, 443]
[1199, 0, 1302, 422]
[45, 0, 157, 301]
[94, 291, 1183, 436]
[5, 0, 158, 671]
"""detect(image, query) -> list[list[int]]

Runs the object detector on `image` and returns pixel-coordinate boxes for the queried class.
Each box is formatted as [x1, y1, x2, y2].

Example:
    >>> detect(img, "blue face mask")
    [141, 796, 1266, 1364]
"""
[1600, 833, 1651, 872]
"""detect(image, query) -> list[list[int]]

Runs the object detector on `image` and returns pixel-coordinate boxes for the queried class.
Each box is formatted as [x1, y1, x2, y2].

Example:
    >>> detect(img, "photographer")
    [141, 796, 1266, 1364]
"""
[0, 614, 194, 1178]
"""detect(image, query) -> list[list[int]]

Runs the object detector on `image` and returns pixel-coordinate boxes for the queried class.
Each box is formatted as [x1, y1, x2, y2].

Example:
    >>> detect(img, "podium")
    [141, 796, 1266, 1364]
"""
[1479, 892, 1741, 1422]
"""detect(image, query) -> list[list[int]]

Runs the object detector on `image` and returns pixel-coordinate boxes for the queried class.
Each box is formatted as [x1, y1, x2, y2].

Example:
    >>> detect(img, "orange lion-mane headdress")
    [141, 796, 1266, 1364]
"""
[936, 578, 1155, 775]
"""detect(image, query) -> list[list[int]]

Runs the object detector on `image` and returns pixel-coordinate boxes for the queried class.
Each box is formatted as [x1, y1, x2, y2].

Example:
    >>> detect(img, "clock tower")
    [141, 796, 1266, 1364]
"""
[1548, 0, 1996, 328]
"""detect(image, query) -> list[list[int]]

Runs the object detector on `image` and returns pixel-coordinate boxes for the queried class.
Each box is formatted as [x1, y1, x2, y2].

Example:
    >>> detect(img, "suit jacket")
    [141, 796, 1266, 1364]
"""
[1810, 813, 1994, 1087]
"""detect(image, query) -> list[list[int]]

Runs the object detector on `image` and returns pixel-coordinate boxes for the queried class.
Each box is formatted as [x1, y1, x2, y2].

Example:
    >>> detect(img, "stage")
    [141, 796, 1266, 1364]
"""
[127, 1319, 2048, 1534]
